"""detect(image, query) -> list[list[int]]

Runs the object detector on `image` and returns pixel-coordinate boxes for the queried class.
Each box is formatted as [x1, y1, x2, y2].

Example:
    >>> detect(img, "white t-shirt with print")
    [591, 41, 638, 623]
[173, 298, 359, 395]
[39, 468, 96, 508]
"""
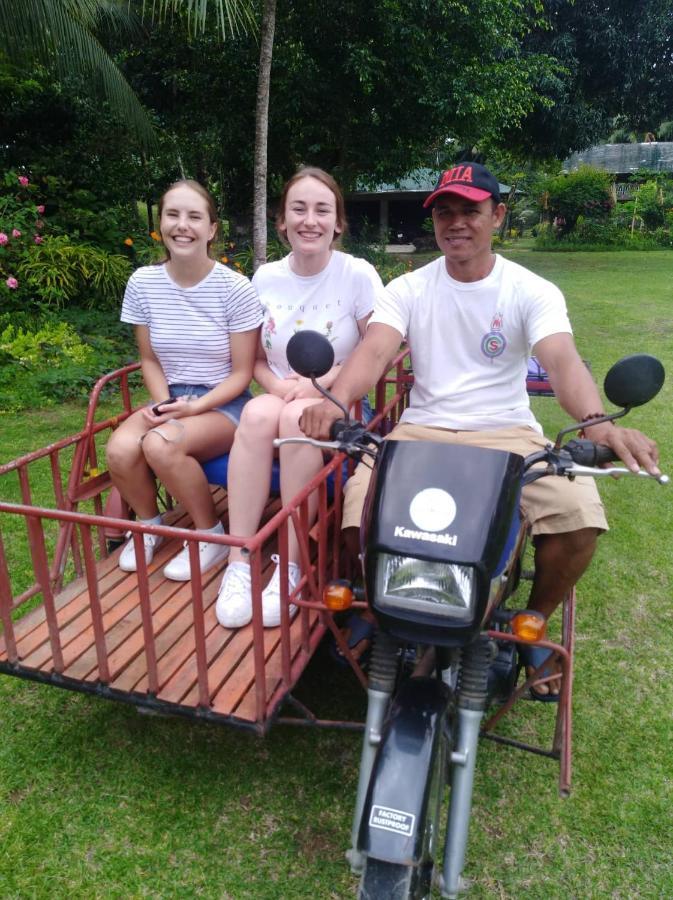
[121, 262, 263, 387]
[253, 250, 383, 379]
[371, 254, 572, 432]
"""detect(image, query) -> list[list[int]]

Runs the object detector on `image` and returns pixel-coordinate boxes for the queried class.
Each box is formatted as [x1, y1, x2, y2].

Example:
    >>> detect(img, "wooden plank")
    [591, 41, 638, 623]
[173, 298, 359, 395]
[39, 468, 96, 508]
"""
[10, 492, 226, 672]
[2, 504, 195, 662]
[105, 576, 217, 684]
[63, 563, 225, 683]
[156, 610, 253, 705]
[233, 610, 320, 721]
[110, 576, 222, 693]
[208, 625, 283, 719]
[20, 536, 185, 671]
[19, 570, 144, 669]
[1, 549, 123, 658]
[152, 553, 278, 705]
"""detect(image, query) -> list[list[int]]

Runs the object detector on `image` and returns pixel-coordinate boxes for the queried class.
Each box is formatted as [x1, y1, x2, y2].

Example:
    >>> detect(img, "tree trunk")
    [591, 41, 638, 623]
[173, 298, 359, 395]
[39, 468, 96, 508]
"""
[146, 199, 154, 234]
[252, 0, 277, 272]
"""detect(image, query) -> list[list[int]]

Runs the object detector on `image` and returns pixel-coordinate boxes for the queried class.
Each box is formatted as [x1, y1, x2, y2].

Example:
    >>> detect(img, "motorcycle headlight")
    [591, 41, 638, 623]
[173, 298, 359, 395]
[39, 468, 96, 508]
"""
[374, 554, 476, 620]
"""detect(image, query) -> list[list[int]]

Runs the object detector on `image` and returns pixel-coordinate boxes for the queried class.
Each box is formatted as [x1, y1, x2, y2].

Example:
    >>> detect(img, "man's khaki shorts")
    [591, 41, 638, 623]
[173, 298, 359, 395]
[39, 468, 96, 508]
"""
[342, 423, 608, 535]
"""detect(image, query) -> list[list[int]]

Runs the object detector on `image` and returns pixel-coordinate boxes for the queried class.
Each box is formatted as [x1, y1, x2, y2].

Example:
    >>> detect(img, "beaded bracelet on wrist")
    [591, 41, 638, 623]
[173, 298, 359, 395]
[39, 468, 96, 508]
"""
[578, 412, 615, 439]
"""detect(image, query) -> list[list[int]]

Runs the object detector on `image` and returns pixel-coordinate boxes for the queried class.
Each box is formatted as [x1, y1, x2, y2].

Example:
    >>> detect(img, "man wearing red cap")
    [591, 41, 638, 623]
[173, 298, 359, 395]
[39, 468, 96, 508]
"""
[300, 163, 660, 697]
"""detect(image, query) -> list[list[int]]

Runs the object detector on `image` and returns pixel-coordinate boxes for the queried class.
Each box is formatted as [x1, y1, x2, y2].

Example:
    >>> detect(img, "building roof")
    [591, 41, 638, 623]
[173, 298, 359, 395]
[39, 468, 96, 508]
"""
[351, 167, 511, 197]
[563, 142, 673, 174]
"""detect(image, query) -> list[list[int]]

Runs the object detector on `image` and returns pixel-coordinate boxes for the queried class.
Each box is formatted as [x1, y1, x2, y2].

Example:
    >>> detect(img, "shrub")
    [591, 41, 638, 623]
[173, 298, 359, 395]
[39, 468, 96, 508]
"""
[0, 310, 132, 411]
[0, 316, 91, 410]
[0, 170, 50, 307]
[17, 236, 131, 308]
[40, 175, 141, 253]
[343, 228, 411, 284]
[632, 179, 673, 230]
[539, 166, 614, 233]
[1, 170, 135, 310]
[231, 238, 286, 277]
[533, 219, 666, 251]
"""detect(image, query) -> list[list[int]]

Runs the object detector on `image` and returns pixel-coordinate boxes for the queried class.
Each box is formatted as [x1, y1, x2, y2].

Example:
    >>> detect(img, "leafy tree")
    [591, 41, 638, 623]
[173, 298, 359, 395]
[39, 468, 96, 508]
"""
[269, 0, 556, 186]
[0, 0, 155, 149]
[506, 0, 673, 158]
[133, 1, 557, 222]
[630, 178, 673, 230]
[145, 0, 268, 267]
[539, 166, 614, 233]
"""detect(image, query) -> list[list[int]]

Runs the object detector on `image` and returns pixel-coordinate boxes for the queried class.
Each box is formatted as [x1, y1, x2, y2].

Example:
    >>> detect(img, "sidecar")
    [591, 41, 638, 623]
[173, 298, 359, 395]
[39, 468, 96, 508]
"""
[0, 351, 412, 731]
[0, 351, 574, 790]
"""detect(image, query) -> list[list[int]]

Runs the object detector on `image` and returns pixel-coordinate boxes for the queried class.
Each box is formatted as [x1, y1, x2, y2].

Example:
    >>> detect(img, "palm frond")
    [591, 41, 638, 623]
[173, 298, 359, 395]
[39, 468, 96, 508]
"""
[0, 0, 155, 150]
[147, 0, 257, 39]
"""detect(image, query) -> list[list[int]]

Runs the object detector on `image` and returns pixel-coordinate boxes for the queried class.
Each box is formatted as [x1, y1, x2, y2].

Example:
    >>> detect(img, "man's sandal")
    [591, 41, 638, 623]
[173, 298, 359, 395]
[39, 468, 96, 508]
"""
[518, 644, 561, 703]
[328, 612, 375, 669]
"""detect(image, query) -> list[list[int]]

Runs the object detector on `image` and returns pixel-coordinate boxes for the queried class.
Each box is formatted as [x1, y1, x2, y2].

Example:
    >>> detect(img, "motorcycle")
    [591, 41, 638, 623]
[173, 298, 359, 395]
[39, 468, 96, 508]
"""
[275, 330, 667, 899]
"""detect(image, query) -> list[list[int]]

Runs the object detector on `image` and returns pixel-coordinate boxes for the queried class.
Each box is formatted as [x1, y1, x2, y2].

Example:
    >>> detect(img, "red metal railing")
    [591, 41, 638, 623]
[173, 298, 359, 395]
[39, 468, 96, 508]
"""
[0, 351, 413, 732]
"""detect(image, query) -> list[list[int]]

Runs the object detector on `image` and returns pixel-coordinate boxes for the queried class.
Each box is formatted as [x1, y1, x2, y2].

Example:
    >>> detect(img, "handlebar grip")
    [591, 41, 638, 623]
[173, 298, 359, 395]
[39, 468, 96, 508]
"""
[330, 419, 353, 441]
[593, 443, 619, 465]
[564, 438, 619, 466]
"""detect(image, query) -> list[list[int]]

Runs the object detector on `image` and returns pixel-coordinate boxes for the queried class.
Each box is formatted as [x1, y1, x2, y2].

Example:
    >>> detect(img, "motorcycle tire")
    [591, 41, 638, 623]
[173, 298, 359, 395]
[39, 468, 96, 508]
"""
[359, 857, 433, 900]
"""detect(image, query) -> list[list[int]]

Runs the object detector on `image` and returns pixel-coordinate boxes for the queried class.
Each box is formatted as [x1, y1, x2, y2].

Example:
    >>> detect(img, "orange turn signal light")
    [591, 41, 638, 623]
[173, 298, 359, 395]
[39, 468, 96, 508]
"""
[511, 610, 547, 643]
[323, 579, 354, 611]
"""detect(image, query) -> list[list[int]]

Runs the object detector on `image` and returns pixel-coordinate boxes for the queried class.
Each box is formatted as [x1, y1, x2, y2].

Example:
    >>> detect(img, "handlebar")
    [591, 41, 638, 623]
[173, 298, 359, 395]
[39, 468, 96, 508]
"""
[273, 419, 382, 460]
[563, 464, 668, 484]
[522, 438, 668, 485]
[276, 430, 668, 485]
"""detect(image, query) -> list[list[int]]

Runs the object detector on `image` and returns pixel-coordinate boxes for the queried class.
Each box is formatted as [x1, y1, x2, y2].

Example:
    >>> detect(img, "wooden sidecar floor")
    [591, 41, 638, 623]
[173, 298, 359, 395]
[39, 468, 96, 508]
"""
[0, 490, 324, 728]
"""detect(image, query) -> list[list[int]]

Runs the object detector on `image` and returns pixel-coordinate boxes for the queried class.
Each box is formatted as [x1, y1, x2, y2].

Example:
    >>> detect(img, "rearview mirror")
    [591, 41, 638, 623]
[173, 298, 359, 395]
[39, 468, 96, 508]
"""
[286, 330, 335, 378]
[604, 354, 665, 409]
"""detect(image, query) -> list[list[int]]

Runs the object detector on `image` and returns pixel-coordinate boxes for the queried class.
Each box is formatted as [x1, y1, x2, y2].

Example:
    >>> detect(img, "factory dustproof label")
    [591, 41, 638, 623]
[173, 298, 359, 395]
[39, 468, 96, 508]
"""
[369, 805, 415, 837]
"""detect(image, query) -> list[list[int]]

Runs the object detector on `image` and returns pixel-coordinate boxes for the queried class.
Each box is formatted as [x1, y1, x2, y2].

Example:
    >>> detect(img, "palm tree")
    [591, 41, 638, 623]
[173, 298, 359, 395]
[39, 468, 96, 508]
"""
[0, 0, 156, 149]
[151, 0, 274, 270]
[252, 0, 276, 271]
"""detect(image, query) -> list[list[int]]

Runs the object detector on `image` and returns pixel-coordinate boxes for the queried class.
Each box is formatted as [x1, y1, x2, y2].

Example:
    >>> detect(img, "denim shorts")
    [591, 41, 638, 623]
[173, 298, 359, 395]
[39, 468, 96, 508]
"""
[169, 384, 253, 426]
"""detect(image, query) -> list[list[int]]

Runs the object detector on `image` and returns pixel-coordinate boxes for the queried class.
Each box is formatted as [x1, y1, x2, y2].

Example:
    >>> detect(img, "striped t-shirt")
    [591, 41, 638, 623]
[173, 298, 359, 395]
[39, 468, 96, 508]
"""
[121, 262, 263, 387]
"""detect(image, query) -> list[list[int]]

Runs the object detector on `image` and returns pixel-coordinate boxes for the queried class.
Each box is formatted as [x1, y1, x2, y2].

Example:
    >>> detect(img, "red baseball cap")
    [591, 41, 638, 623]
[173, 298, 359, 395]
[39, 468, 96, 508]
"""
[423, 163, 501, 207]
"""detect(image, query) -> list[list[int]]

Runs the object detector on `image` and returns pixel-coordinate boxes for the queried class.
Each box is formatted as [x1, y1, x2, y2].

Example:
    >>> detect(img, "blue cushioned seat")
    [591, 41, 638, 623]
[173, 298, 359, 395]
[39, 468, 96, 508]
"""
[201, 453, 347, 496]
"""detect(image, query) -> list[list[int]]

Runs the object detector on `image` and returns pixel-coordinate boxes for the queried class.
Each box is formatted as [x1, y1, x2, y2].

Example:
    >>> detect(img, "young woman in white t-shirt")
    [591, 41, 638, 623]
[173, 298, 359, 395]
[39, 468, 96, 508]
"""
[216, 167, 384, 629]
[106, 180, 263, 580]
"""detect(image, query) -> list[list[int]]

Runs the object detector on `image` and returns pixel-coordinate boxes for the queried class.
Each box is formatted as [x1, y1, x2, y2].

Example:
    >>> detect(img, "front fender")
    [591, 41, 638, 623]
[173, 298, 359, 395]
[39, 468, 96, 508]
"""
[358, 676, 453, 865]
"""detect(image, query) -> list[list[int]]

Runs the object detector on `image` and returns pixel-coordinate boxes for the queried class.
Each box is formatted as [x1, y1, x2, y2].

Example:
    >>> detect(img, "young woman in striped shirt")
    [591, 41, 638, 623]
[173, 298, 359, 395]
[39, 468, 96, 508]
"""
[106, 180, 263, 580]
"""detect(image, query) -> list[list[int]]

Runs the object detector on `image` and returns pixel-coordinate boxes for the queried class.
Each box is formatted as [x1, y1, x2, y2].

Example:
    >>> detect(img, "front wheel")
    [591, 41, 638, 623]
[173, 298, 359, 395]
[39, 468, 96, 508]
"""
[359, 858, 433, 900]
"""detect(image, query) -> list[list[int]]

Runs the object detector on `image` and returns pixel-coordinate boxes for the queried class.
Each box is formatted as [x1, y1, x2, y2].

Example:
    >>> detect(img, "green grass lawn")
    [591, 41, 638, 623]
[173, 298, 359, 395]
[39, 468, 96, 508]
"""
[1, 251, 672, 898]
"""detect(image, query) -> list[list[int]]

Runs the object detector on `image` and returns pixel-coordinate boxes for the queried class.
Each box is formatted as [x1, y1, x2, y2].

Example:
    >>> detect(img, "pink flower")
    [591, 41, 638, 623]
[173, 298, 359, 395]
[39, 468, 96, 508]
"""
[5, 276, 18, 289]
[12, 229, 21, 238]
[18, 175, 29, 187]
[36, 205, 45, 214]
[0, 233, 8, 245]
[34, 235, 43, 245]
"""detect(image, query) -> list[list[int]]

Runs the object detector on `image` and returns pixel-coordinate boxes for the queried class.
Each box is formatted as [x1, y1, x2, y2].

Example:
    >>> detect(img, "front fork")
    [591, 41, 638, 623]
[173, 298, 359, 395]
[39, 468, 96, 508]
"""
[347, 631, 399, 874]
[440, 638, 491, 899]
[348, 633, 491, 898]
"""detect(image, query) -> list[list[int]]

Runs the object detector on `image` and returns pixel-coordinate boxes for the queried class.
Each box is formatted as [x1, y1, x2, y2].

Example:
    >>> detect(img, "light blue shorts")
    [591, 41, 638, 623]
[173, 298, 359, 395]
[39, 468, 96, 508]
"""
[169, 384, 252, 426]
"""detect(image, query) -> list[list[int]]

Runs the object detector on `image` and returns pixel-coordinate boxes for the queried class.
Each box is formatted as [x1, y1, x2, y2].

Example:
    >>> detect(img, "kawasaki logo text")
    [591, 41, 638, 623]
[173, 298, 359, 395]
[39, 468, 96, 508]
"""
[394, 525, 458, 546]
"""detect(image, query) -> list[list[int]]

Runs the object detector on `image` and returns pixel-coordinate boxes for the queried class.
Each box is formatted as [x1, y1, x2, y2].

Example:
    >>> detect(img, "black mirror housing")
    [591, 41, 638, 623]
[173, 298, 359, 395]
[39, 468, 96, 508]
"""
[286, 330, 335, 378]
[604, 354, 665, 409]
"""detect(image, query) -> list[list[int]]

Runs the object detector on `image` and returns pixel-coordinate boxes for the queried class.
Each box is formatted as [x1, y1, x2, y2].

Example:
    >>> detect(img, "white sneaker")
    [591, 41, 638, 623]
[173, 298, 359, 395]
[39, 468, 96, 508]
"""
[163, 537, 230, 582]
[216, 562, 253, 628]
[119, 532, 164, 572]
[262, 554, 300, 628]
